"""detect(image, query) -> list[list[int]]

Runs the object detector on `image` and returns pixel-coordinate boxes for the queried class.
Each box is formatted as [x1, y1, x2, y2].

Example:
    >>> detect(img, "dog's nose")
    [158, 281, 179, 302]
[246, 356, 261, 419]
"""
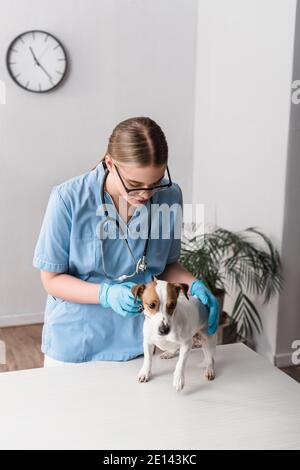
[158, 322, 170, 335]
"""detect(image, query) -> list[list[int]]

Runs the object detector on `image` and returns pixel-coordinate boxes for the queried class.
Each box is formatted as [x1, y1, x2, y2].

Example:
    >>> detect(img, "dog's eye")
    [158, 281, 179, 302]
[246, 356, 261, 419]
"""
[148, 303, 156, 309]
[168, 302, 176, 309]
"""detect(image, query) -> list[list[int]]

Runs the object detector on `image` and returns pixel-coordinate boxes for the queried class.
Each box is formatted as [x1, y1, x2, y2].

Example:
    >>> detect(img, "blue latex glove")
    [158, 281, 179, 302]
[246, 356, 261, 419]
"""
[99, 281, 143, 318]
[190, 279, 220, 335]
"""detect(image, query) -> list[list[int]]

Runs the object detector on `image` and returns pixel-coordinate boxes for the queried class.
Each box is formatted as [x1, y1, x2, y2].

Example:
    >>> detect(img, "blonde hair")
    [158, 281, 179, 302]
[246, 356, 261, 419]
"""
[91, 116, 168, 170]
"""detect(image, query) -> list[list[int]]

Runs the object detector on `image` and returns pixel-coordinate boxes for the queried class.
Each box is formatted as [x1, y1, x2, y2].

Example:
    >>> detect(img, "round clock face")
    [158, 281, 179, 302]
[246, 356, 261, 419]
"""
[6, 30, 68, 93]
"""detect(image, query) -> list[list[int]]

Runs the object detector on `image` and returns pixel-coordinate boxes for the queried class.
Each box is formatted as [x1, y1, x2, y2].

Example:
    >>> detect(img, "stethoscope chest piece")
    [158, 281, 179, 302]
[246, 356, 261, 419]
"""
[136, 256, 147, 273]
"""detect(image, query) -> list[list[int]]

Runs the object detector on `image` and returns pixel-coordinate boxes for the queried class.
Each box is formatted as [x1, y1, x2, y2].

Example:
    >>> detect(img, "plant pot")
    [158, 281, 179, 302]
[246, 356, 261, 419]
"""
[214, 288, 225, 314]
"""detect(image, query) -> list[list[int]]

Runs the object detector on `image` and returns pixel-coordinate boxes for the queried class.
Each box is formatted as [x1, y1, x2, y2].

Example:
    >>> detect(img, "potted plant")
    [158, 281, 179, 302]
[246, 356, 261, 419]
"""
[179, 227, 283, 347]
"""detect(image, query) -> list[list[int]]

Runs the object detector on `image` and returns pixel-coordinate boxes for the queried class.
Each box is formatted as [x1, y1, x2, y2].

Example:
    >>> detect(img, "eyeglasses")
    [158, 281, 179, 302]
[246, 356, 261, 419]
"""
[113, 162, 172, 197]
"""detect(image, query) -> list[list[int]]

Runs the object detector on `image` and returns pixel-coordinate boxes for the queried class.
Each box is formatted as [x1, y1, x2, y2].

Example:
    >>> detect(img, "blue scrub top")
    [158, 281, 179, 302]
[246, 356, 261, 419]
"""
[32, 162, 183, 362]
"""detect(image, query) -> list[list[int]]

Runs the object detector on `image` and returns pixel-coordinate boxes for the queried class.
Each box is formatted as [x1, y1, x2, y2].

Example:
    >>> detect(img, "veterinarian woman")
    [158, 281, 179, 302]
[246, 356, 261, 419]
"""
[32, 117, 219, 366]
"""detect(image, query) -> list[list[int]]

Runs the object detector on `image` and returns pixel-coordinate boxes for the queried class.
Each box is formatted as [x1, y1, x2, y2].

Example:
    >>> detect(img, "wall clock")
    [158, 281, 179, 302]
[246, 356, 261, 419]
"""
[6, 30, 68, 93]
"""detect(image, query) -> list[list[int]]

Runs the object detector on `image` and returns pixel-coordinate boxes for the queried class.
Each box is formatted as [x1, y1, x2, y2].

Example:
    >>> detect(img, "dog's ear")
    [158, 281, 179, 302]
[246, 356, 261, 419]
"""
[131, 284, 146, 304]
[173, 283, 190, 300]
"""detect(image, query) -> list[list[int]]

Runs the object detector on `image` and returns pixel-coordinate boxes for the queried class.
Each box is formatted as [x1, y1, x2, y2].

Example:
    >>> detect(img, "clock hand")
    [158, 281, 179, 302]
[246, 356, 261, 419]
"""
[29, 46, 40, 66]
[38, 62, 53, 83]
[29, 46, 53, 83]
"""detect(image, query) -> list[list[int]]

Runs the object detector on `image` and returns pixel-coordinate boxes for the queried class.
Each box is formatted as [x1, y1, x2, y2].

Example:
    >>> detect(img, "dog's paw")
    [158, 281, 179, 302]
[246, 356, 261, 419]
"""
[204, 365, 215, 381]
[160, 349, 178, 359]
[138, 369, 151, 383]
[173, 372, 185, 391]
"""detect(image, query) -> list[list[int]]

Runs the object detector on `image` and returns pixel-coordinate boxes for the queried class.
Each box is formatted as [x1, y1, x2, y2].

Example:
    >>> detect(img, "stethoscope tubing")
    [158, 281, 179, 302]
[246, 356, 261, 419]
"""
[99, 162, 152, 281]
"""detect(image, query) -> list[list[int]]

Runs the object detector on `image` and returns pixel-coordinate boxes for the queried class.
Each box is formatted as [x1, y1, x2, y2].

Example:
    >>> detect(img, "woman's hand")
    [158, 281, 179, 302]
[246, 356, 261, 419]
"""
[190, 279, 220, 335]
[99, 281, 143, 317]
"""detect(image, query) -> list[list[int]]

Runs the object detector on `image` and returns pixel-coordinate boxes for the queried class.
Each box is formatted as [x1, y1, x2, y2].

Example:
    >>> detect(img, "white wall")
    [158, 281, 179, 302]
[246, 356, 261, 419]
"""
[193, 0, 297, 363]
[0, 0, 197, 326]
[276, 2, 300, 367]
[1, 0, 299, 367]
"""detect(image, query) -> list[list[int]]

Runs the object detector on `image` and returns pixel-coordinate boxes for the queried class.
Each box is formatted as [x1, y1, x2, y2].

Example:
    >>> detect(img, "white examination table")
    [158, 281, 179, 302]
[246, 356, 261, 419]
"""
[0, 343, 299, 450]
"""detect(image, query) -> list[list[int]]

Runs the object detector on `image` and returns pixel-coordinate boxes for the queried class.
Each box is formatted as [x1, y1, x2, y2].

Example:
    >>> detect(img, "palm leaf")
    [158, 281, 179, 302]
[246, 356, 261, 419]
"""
[180, 226, 283, 340]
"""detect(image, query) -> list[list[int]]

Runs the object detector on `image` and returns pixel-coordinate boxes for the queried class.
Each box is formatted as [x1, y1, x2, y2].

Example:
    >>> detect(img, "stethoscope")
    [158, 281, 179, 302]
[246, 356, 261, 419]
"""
[98, 161, 153, 282]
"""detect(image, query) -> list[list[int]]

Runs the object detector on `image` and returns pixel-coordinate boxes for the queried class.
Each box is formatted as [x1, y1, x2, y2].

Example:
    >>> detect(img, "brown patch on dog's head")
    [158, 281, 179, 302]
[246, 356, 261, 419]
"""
[131, 280, 160, 315]
[166, 282, 189, 315]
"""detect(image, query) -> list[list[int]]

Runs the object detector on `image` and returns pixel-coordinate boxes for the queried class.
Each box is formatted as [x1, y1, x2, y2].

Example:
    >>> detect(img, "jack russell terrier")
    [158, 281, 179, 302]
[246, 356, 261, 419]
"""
[131, 278, 217, 391]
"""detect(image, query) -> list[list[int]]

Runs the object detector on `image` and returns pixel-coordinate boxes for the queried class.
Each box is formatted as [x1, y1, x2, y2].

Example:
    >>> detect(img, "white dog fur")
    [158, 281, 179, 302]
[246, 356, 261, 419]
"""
[131, 278, 217, 391]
